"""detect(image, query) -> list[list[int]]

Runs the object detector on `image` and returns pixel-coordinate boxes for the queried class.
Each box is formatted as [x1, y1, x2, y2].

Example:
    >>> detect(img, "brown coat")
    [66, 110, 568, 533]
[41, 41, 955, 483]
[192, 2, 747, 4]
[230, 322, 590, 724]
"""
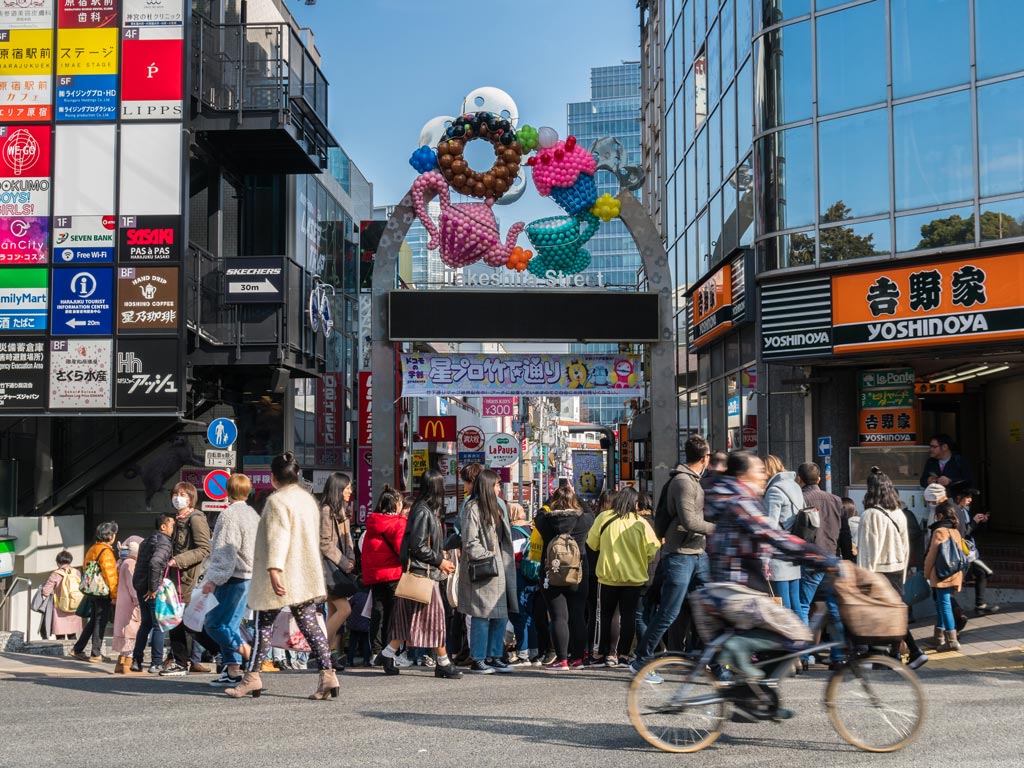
[924, 525, 964, 590]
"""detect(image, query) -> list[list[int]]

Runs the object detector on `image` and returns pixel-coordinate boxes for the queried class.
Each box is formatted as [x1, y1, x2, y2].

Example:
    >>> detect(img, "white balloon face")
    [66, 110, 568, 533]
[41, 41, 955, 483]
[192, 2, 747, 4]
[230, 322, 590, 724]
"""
[418, 115, 456, 148]
[461, 87, 519, 128]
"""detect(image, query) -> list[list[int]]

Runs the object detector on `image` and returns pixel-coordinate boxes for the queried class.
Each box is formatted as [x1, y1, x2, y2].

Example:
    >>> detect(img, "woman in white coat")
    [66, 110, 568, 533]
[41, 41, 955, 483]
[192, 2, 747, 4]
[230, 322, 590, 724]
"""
[763, 456, 803, 611]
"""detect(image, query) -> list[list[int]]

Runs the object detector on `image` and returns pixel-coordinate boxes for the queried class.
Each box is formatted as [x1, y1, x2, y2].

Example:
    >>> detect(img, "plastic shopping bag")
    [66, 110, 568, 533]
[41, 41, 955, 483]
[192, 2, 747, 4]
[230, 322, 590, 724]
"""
[182, 589, 219, 631]
[270, 608, 327, 652]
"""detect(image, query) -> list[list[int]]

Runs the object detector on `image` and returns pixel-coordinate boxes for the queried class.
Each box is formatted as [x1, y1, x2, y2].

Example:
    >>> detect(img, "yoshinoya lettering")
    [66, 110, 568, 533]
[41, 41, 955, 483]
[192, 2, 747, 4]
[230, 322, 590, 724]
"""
[763, 331, 831, 348]
[865, 313, 988, 341]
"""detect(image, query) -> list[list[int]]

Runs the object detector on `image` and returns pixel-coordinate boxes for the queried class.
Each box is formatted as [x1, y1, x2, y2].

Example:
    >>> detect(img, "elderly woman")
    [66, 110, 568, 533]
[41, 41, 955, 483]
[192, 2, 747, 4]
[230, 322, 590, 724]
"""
[226, 453, 337, 700]
[112, 536, 143, 674]
[41, 551, 83, 641]
[458, 468, 518, 674]
[71, 522, 119, 662]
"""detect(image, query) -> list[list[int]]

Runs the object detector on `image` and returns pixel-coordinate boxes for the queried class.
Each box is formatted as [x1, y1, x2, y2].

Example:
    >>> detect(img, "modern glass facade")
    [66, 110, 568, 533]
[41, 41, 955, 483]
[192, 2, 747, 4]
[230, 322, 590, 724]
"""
[567, 63, 643, 426]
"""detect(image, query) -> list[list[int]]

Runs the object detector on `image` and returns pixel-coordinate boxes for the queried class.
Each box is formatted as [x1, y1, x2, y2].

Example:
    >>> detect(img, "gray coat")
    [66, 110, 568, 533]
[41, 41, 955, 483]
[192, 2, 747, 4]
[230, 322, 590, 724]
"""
[457, 499, 518, 620]
[764, 472, 803, 582]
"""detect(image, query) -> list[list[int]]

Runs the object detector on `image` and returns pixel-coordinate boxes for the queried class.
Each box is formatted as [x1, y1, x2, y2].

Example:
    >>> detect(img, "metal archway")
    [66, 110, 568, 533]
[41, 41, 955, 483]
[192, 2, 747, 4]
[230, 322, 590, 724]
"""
[370, 188, 677, 500]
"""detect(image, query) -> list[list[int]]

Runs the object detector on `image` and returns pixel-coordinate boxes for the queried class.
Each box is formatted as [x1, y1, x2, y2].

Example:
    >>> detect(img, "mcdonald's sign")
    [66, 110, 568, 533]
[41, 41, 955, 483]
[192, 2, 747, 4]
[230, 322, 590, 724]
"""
[417, 416, 456, 442]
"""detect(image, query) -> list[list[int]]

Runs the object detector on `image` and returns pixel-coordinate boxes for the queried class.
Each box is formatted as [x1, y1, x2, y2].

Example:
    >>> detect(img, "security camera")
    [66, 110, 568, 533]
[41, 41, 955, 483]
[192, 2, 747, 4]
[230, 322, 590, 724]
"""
[798, 383, 810, 395]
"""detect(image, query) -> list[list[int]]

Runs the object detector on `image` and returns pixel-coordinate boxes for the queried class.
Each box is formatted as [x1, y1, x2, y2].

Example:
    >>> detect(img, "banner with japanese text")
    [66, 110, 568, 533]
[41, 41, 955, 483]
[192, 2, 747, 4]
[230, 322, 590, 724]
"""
[401, 353, 644, 397]
[571, 450, 605, 502]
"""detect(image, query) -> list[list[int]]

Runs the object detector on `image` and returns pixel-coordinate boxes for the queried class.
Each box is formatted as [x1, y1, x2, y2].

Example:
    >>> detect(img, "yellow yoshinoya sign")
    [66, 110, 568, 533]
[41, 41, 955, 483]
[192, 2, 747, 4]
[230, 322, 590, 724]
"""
[57, 28, 118, 75]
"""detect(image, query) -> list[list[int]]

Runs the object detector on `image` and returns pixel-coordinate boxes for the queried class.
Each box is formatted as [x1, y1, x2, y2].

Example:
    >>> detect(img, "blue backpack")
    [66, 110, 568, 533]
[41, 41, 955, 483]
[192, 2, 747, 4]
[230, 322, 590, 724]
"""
[935, 535, 969, 580]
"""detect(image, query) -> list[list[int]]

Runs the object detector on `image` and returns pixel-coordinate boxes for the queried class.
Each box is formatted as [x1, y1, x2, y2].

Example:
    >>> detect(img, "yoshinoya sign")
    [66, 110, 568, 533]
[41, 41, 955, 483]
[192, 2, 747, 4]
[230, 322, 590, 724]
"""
[224, 257, 285, 303]
[114, 338, 181, 410]
[762, 253, 1024, 360]
[118, 215, 179, 261]
[688, 250, 752, 351]
[484, 432, 520, 467]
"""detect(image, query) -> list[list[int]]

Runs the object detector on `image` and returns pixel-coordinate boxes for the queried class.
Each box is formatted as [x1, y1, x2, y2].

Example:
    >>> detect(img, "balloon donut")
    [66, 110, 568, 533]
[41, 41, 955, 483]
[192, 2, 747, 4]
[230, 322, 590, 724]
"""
[435, 112, 522, 202]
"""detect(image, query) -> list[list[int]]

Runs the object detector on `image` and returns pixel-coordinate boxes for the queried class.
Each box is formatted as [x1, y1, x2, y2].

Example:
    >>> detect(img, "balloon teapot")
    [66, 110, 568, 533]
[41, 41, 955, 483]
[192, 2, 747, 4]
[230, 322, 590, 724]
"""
[411, 171, 524, 269]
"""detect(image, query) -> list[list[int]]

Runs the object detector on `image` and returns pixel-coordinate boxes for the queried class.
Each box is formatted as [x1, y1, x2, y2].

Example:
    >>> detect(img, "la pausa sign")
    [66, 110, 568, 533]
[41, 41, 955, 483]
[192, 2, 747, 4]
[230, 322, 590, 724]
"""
[485, 432, 520, 467]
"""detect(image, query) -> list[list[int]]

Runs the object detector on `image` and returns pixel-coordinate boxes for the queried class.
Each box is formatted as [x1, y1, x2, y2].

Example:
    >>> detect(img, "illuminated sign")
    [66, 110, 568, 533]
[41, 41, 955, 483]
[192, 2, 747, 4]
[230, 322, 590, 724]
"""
[418, 416, 456, 442]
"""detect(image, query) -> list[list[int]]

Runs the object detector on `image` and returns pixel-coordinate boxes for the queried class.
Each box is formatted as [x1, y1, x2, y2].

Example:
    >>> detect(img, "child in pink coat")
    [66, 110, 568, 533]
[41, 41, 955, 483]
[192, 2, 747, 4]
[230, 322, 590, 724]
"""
[41, 551, 83, 639]
[112, 536, 143, 673]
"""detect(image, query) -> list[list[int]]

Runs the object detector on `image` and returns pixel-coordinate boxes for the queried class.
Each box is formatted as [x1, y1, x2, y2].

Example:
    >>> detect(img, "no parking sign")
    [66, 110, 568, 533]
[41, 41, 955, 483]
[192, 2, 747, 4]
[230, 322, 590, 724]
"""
[203, 469, 230, 501]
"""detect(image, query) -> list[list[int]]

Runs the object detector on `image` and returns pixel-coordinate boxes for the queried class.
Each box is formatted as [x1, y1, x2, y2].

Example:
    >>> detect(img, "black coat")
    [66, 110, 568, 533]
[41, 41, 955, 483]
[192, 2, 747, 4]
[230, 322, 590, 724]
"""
[134, 530, 173, 596]
[400, 501, 446, 581]
[919, 454, 974, 489]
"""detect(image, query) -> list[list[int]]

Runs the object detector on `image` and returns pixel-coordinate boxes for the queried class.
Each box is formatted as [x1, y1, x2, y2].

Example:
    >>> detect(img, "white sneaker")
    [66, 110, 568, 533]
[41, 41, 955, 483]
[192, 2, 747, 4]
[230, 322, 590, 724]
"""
[393, 652, 414, 668]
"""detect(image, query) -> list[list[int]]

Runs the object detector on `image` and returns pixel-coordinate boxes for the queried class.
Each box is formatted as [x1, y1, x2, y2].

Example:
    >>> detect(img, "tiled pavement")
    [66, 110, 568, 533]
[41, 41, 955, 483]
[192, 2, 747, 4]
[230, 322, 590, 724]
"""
[908, 603, 1024, 672]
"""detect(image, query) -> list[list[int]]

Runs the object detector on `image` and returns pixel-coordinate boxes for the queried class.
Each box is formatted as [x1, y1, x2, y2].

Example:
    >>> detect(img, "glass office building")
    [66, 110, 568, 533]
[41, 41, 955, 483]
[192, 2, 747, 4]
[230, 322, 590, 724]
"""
[641, 0, 1024, 524]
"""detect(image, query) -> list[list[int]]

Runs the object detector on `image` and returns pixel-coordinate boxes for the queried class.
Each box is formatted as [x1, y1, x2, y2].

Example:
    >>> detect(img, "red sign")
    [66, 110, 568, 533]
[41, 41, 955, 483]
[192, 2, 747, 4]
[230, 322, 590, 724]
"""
[418, 416, 456, 442]
[245, 469, 274, 493]
[316, 372, 342, 466]
[58, 0, 118, 28]
[457, 426, 484, 452]
[121, 38, 184, 101]
[482, 396, 517, 417]
[742, 425, 758, 449]
[1, 125, 51, 179]
[203, 469, 231, 501]
[358, 371, 372, 447]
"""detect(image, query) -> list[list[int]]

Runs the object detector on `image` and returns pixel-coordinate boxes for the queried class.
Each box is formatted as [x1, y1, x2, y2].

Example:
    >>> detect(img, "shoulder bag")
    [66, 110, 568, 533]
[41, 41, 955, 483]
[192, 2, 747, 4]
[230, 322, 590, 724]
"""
[323, 516, 360, 598]
[394, 533, 435, 604]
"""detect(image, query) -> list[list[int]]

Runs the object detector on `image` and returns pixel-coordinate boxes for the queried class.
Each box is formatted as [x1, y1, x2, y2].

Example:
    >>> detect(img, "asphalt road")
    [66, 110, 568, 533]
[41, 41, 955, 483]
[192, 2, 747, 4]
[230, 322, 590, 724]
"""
[2, 662, 1022, 768]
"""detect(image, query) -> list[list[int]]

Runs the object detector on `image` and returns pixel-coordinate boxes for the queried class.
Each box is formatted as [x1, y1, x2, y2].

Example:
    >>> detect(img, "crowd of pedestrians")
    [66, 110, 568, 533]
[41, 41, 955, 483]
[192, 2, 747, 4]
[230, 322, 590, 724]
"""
[38, 431, 995, 698]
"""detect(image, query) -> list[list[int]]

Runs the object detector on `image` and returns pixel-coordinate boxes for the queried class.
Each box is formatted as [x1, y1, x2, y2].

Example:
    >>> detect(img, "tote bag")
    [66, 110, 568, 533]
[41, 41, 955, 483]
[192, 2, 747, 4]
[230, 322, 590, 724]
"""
[182, 589, 219, 631]
[269, 609, 328, 652]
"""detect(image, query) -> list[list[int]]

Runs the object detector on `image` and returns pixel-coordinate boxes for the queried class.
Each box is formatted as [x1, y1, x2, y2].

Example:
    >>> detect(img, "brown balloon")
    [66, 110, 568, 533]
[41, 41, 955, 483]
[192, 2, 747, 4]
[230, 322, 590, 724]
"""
[435, 128, 523, 201]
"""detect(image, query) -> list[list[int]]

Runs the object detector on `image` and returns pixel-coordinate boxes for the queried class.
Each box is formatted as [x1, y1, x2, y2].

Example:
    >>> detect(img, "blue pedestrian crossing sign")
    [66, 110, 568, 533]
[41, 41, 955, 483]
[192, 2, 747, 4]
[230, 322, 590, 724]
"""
[207, 417, 237, 449]
[817, 436, 832, 458]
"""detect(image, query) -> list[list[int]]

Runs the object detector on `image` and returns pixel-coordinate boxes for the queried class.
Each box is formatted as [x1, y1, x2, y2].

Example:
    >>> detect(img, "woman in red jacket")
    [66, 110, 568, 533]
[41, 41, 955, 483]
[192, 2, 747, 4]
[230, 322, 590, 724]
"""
[361, 486, 407, 663]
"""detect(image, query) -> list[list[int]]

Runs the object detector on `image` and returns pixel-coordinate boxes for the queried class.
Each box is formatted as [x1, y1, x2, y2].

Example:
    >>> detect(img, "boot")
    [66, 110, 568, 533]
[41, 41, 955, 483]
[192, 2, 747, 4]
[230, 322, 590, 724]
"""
[224, 671, 263, 698]
[113, 655, 129, 674]
[307, 669, 339, 700]
[931, 626, 944, 646]
[939, 630, 961, 652]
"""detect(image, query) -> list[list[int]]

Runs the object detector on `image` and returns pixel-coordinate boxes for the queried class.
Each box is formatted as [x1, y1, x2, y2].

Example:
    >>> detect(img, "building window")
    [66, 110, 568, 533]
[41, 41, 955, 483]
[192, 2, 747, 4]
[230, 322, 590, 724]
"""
[755, 19, 812, 131]
[736, 0, 753, 63]
[894, 91, 974, 211]
[820, 217, 891, 263]
[818, 108, 890, 221]
[816, 1, 886, 116]
[975, 0, 1024, 80]
[759, 0, 811, 29]
[895, 204, 974, 253]
[737, 58, 753, 156]
[891, 0, 970, 99]
[762, 228, 815, 270]
[978, 77, 1024, 199]
[757, 124, 815, 234]
[980, 196, 1024, 242]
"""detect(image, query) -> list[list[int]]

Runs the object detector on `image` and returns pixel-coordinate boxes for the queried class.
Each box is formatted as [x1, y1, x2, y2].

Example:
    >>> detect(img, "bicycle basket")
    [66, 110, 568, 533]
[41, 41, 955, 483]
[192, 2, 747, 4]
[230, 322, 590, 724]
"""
[833, 563, 907, 643]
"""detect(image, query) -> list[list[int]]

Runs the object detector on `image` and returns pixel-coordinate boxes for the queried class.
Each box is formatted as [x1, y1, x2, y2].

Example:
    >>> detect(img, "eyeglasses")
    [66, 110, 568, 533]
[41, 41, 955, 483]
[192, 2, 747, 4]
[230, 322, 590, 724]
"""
[928, 443, 940, 448]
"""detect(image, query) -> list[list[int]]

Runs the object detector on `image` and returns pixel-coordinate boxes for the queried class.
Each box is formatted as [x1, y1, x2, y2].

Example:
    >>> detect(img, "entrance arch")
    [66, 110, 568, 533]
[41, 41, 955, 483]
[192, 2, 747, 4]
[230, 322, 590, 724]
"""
[370, 189, 676, 498]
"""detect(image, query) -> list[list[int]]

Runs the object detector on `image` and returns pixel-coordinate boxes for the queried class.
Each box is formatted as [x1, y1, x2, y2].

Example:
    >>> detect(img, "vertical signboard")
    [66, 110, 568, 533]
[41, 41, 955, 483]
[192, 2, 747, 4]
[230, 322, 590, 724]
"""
[49, 338, 112, 409]
[315, 371, 342, 466]
[0, 339, 47, 409]
[0, 1, 54, 122]
[114, 337, 179, 409]
[115, 265, 178, 331]
[120, 25, 183, 120]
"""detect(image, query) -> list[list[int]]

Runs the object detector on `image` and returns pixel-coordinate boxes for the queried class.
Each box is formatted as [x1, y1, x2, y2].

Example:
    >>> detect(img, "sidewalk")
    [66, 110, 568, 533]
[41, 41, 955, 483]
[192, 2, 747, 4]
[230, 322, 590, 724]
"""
[0, 651, 116, 679]
[908, 603, 1024, 672]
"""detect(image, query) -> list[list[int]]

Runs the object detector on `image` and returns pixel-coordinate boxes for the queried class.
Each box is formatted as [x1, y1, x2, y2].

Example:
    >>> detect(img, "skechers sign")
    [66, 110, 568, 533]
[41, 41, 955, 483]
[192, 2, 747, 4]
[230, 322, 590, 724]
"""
[119, 215, 179, 261]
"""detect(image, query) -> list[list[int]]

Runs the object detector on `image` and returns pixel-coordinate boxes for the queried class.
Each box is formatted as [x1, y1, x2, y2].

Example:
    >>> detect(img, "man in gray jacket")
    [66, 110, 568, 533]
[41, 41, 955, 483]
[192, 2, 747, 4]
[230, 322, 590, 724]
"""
[631, 435, 714, 676]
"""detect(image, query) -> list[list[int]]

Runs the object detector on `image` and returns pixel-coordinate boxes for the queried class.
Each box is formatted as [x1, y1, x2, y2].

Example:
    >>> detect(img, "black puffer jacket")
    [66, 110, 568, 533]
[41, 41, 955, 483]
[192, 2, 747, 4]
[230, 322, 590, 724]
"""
[400, 501, 446, 582]
[134, 530, 173, 596]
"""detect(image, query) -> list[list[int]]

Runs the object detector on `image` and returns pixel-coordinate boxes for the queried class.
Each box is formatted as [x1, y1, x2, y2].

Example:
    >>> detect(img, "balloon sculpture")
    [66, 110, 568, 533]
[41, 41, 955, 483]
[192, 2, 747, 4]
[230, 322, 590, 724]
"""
[409, 89, 624, 276]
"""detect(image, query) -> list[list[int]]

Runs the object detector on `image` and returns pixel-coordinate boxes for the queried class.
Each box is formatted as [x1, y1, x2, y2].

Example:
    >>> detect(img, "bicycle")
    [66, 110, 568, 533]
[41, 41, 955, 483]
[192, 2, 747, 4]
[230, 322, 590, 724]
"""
[627, 573, 925, 754]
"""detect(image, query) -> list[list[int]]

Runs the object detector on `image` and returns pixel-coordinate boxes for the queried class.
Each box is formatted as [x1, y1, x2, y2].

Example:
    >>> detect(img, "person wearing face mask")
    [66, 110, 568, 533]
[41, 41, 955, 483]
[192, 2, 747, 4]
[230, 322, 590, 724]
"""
[161, 481, 214, 676]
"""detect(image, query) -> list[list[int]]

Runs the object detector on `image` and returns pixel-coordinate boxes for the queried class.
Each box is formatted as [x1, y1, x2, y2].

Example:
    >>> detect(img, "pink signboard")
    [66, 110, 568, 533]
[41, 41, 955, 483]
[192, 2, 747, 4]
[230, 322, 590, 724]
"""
[482, 396, 517, 417]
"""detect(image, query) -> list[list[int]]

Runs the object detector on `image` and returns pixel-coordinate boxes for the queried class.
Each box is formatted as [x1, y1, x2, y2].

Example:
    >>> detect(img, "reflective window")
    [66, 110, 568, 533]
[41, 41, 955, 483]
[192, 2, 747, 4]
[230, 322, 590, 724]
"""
[736, 0, 752, 62]
[759, 0, 811, 29]
[892, 0, 969, 98]
[722, 81, 737, 174]
[666, 171, 677, 237]
[816, 1, 886, 115]
[675, 99, 687, 171]
[698, 207, 710, 273]
[737, 58, 753, 155]
[976, 0, 1024, 79]
[721, 0, 736, 82]
[978, 78, 1024, 198]
[980, 196, 1024, 241]
[763, 229, 815, 270]
[737, 154, 755, 246]
[820, 218, 891, 263]
[816, 0, 858, 8]
[695, 51, 708, 131]
[686, 148, 697, 223]
[757, 124, 815, 233]
[709, 190, 724, 264]
[818, 109, 890, 221]
[683, 0, 695, 72]
[895, 204, 974, 252]
[709, 106, 723, 194]
[894, 91, 973, 211]
[722, 173, 739, 256]
[685, 223, 697, 287]
[697, 126, 709, 209]
[684, 69, 695, 144]
[708, 19, 721, 106]
[694, 0, 707, 47]
[755, 20, 812, 131]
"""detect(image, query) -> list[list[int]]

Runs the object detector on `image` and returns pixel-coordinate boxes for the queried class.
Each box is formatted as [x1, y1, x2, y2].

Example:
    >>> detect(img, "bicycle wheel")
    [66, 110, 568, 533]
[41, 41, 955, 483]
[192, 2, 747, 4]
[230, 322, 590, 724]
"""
[627, 656, 727, 753]
[826, 655, 925, 752]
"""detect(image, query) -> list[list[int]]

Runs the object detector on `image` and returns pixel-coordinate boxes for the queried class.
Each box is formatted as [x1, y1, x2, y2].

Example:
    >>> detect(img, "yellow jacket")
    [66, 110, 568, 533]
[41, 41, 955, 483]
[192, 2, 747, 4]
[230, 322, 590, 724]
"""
[586, 510, 660, 587]
[83, 542, 118, 602]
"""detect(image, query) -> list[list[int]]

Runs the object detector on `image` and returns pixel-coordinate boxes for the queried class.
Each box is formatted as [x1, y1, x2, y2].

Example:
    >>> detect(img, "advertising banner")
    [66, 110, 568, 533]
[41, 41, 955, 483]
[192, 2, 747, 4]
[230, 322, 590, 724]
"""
[356, 447, 372, 524]
[401, 353, 644, 397]
[114, 337, 180, 409]
[0, 28, 54, 121]
[0, 1, 55, 29]
[115, 265, 178, 331]
[0, 175, 49, 216]
[0, 216, 48, 263]
[857, 368, 917, 446]
[0, 339, 46, 410]
[56, 27, 118, 72]
[1, 124, 51, 178]
[0, 265, 47, 330]
[690, 262, 733, 349]
[49, 337, 111, 408]
[481, 396, 516, 417]
[51, 266, 112, 334]
[357, 371, 372, 446]
[315, 371, 343, 466]
[120, 28, 183, 120]
[484, 433, 519, 467]
[858, 408, 918, 445]
[118, 214, 178, 261]
[57, 0, 117, 28]
[572, 450, 605, 502]
[123, 0, 184, 27]
[52, 214, 115, 263]
[55, 73, 118, 121]
[418, 416, 456, 442]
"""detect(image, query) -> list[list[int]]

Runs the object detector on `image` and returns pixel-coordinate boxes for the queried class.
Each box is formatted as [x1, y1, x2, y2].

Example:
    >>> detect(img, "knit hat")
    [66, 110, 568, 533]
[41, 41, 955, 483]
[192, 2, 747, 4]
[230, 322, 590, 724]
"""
[923, 483, 947, 504]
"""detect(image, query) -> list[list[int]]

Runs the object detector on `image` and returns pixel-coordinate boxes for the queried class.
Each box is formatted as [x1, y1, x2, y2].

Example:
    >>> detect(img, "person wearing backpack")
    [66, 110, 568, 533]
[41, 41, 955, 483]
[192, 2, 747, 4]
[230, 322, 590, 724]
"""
[630, 435, 713, 676]
[534, 485, 594, 671]
[924, 500, 967, 651]
[586, 487, 659, 667]
[71, 522, 119, 662]
[40, 550, 83, 640]
[112, 536, 144, 674]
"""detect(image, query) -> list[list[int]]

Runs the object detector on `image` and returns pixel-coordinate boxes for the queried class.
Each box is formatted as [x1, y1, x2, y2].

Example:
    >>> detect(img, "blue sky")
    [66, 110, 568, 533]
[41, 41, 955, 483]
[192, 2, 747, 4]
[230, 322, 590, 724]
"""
[287, 0, 641, 224]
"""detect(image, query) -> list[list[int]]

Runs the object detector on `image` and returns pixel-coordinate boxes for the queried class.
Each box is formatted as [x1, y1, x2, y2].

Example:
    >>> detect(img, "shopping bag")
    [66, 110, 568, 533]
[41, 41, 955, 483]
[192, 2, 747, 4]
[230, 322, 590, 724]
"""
[30, 585, 49, 614]
[182, 589, 219, 631]
[270, 609, 328, 652]
[154, 576, 184, 632]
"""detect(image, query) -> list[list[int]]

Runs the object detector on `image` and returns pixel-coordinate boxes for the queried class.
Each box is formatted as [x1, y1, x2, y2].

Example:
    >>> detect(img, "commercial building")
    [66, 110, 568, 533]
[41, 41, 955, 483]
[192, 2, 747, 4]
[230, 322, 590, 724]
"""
[640, 0, 1024, 536]
[1, 0, 371, 637]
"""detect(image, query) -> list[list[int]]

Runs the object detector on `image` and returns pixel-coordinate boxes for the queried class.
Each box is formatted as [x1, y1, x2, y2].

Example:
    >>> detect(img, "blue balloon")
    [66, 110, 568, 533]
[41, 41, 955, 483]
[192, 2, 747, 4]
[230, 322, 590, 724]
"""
[409, 146, 438, 173]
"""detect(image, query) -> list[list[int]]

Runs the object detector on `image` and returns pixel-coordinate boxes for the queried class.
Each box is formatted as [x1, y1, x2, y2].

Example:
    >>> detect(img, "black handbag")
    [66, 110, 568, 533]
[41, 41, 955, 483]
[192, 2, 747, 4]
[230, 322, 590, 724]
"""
[323, 516, 360, 598]
[468, 555, 499, 583]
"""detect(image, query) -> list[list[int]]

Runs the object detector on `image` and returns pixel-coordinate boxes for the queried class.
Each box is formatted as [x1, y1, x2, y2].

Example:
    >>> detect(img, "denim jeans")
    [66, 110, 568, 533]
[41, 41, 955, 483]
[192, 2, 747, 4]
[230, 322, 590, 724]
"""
[510, 577, 538, 656]
[634, 552, 708, 665]
[770, 579, 801, 611]
[470, 616, 506, 660]
[933, 587, 956, 630]
[132, 598, 164, 666]
[203, 579, 250, 665]
[798, 568, 844, 662]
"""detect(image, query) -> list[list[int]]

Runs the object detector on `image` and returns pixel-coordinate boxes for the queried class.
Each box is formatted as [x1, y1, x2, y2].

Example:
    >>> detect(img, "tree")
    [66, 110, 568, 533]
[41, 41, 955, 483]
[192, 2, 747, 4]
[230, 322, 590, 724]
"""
[819, 201, 879, 262]
[916, 214, 973, 249]
[979, 210, 1024, 241]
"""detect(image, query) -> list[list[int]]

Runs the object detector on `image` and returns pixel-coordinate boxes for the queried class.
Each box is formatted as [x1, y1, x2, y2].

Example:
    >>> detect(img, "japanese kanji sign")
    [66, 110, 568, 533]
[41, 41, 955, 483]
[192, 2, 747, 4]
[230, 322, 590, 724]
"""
[689, 262, 733, 349]
[49, 337, 112, 408]
[858, 407, 917, 444]
[0, 1, 55, 30]
[857, 368, 917, 445]
[832, 253, 1024, 354]
[0, 339, 47, 409]
[115, 265, 178, 331]
[401, 353, 644, 397]
[0, 29, 54, 121]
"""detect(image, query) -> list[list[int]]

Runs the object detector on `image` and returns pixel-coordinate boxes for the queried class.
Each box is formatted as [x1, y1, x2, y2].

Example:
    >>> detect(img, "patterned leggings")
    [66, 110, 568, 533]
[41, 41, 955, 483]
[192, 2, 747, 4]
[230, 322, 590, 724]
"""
[246, 600, 332, 672]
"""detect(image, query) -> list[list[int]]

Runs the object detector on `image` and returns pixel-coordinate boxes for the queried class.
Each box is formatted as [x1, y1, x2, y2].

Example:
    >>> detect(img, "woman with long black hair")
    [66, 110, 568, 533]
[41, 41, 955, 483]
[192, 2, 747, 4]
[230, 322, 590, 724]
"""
[319, 471, 358, 669]
[379, 469, 462, 679]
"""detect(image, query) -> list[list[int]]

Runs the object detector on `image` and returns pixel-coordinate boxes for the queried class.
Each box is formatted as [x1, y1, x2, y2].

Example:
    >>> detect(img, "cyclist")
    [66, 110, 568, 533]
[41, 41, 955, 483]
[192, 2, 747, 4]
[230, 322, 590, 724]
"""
[691, 451, 838, 690]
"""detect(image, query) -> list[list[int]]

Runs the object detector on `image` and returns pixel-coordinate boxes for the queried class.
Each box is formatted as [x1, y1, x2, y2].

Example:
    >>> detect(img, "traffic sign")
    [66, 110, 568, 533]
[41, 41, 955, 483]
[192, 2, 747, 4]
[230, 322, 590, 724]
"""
[203, 469, 231, 501]
[817, 436, 832, 457]
[207, 417, 237, 449]
[201, 500, 230, 513]
[224, 258, 285, 304]
[205, 449, 236, 468]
